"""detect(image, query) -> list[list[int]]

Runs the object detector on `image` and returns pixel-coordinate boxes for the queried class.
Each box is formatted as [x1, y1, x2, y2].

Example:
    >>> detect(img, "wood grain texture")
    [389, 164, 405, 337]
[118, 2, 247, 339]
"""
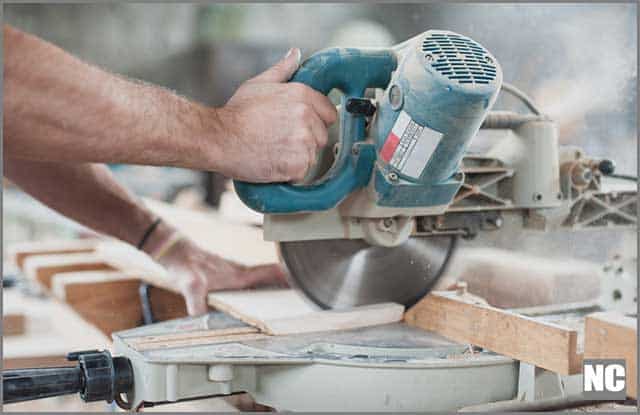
[8, 239, 99, 269]
[50, 270, 188, 335]
[208, 289, 405, 335]
[23, 253, 115, 290]
[405, 291, 582, 375]
[145, 285, 189, 322]
[51, 271, 145, 335]
[584, 312, 637, 399]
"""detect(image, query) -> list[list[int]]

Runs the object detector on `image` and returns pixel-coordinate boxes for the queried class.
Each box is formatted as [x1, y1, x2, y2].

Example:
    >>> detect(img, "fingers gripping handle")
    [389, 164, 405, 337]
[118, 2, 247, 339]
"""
[234, 48, 397, 213]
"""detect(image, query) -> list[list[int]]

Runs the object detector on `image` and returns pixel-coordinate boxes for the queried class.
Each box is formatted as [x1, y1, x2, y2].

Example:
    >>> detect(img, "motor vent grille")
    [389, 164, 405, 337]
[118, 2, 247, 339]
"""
[422, 33, 497, 85]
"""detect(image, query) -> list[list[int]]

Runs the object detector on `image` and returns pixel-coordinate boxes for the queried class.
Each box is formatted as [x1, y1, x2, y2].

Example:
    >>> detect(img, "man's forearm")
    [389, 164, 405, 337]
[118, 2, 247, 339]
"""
[3, 25, 221, 170]
[3, 158, 175, 254]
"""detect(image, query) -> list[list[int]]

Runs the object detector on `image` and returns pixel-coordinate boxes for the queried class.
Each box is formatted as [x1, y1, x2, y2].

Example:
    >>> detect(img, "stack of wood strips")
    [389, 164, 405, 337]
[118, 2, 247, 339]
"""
[8, 238, 187, 336]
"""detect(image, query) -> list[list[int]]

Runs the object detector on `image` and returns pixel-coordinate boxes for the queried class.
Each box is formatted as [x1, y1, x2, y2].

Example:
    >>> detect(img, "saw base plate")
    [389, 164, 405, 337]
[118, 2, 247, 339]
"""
[113, 311, 517, 411]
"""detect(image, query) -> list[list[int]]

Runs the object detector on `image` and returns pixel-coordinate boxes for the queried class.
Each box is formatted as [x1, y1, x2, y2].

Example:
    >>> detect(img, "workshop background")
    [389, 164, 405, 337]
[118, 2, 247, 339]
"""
[2, 3, 637, 412]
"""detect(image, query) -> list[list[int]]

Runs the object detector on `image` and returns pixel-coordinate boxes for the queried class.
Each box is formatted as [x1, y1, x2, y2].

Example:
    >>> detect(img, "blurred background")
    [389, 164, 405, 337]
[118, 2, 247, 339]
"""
[2, 3, 637, 412]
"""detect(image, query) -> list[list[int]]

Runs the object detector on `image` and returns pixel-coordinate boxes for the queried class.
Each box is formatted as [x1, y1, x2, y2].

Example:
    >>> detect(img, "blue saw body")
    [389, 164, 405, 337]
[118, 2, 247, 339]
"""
[234, 30, 502, 215]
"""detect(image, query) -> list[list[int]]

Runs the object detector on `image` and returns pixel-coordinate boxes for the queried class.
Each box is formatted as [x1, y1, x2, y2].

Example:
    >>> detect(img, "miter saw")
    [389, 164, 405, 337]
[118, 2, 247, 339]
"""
[234, 30, 636, 309]
[4, 29, 636, 411]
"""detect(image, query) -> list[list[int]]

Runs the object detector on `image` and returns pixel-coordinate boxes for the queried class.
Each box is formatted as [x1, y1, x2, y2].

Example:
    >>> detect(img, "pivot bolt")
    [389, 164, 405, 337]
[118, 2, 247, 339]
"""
[387, 172, 399, 182]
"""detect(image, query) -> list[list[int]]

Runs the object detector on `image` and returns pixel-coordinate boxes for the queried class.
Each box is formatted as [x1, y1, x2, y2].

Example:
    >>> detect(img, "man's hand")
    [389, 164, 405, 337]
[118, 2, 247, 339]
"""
[212, 48, 338, 182]
[155, 237, 288, 315]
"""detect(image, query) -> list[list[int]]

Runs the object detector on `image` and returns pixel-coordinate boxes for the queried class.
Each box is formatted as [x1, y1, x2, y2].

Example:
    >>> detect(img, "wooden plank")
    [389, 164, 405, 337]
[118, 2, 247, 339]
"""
[51, 271, 146, 335]
[584, 312, 637, 399]
[209, 289, 316, 326]
[208, 289, 405, 335]
[404, 291, 582, 375]
[3, 313, 26, 336]
[51, 270, 136, 300]
[8, 239, 99, 269]
[51, 270, 188, 335]
[267, 303, 406, 335]
[23, 253, 116, 290]
[144, 285, 189, 322]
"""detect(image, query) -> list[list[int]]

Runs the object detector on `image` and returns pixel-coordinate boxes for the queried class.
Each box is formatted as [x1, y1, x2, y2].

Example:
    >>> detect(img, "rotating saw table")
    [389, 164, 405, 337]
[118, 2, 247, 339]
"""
[113, 311, 519, 411]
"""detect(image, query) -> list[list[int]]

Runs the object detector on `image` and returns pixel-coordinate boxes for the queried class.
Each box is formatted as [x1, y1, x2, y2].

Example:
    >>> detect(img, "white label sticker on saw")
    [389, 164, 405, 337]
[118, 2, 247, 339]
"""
[380, 111, 443, 179]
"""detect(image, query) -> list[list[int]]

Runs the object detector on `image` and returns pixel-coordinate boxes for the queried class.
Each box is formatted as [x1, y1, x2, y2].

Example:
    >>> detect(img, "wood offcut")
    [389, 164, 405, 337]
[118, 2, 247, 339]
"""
[405, 290, 583, 375]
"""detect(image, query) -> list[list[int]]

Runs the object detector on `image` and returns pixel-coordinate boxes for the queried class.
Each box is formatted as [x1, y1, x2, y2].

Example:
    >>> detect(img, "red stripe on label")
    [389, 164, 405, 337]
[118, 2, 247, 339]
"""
[381, 133, 400, 162]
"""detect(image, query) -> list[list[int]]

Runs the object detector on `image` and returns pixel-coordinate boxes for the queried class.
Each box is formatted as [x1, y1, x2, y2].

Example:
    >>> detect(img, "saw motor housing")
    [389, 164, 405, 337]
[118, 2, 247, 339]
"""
[235, 30, 503, 246]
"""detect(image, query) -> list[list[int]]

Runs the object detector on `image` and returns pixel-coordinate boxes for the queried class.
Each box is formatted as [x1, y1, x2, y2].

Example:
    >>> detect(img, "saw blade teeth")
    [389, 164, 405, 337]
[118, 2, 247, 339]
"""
[279, 237, 456, 309]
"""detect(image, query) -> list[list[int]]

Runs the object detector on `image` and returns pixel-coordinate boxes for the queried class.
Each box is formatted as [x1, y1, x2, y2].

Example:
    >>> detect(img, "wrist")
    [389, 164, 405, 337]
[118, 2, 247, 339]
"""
[140, 219, 178, 258]
[172, 100, 229, 173]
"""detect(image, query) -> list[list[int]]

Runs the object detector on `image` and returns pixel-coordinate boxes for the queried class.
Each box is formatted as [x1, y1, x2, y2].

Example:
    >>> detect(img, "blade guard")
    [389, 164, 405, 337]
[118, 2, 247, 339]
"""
[233, 48, 397, 213]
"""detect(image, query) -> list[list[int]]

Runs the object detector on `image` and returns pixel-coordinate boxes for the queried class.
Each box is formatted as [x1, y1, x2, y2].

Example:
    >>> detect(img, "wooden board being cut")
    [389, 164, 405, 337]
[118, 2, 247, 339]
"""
[405, 290, 582, 375]
[584, 312, 637, 399]
[208, 289, 404, 335]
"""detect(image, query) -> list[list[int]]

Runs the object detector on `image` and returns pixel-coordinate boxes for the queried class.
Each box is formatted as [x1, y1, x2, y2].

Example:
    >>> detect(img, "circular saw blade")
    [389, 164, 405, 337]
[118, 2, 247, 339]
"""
[279, 236, 456, 310]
